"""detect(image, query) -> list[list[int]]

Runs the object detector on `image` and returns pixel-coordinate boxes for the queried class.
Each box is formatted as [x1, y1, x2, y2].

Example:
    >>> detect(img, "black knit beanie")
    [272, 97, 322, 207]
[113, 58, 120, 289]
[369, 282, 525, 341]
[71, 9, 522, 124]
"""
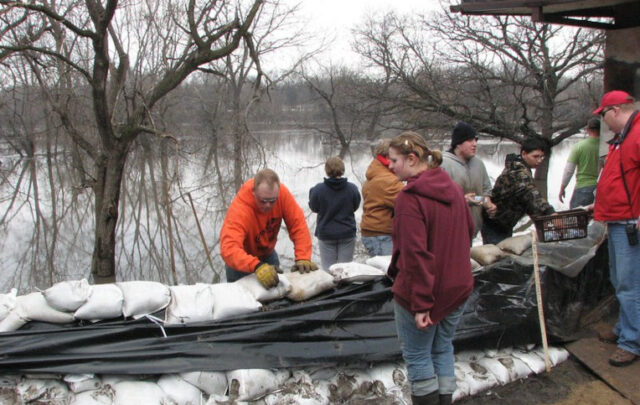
[451, 121, 477, 150]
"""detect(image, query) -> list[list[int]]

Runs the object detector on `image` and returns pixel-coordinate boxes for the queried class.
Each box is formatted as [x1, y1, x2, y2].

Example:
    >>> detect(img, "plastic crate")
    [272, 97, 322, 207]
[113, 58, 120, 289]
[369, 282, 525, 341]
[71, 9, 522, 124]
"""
[534, 209, 590, 243]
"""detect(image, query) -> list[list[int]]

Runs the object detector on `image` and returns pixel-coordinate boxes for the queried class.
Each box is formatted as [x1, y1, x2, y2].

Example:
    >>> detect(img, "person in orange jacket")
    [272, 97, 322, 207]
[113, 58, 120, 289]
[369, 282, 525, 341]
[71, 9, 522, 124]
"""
[220, 168, 318, 288]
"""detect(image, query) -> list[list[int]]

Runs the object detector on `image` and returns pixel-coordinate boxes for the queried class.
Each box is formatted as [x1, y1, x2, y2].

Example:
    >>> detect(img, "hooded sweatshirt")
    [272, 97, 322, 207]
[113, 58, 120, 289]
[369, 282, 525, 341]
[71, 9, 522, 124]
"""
[220, 178, 312, 272]
[360, 159, 405, 236]
[309, 177, 361, 240]
[387, 167, 474, 324]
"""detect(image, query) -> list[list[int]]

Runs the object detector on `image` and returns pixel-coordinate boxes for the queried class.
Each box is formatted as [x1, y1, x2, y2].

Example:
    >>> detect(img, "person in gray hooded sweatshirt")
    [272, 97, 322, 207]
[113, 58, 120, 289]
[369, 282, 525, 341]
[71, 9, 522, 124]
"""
[441, 121, 496, 238]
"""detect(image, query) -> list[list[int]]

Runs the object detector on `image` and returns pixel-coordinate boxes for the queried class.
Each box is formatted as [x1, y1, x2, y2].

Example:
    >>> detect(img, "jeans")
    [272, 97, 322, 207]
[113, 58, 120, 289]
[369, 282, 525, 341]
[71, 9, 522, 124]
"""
[570, 185, 596, 209]
[318, 237, 356, 270]
[607, 222, 640, 356]
[481, 221, 512, 245]
[225, 250, 280, 282]
[362, 235, 393, 257]
[394, 301, 465, 396]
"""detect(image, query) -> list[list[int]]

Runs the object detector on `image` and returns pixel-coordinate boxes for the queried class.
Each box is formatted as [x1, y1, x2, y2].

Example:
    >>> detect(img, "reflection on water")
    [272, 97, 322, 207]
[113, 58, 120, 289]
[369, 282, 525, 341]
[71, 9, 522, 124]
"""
[0, 130, 578, 291]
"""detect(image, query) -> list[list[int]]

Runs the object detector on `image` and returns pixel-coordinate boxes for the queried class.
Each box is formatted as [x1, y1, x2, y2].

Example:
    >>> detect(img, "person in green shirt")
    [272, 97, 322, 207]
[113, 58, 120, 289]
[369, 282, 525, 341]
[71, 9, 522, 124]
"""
[559, 118, 601, 208]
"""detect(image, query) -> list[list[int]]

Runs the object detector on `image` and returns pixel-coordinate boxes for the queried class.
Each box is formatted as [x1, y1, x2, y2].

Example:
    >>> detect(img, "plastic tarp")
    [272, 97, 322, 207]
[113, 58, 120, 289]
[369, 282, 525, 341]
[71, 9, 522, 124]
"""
[0, 223, 612, 375]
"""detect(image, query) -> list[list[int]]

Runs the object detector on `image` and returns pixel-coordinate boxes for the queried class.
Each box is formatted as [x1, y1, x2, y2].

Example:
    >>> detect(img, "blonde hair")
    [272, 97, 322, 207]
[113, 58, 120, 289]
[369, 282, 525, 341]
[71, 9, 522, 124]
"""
[325, 156, 345, 178]
[389, 131, 442, 169]
[254, 168, 280, 189]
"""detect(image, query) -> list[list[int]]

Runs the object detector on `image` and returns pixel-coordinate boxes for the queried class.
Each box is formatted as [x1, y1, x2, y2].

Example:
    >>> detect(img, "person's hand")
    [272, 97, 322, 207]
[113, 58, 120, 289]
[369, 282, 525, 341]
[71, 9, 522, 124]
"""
[559, 186, 566, 203]
[255, 263, 279, 289]
[584, 203, 595, 212]
[483, 197, 497, 217]
[414, 311, 433, 329]
[291, 260, 319, 273]
[464, 193, 480, 205]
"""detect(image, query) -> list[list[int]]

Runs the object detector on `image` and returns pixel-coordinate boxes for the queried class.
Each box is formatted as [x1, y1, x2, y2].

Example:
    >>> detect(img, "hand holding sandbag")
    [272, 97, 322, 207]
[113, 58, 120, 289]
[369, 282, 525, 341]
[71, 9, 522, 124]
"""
[255, 263, 279, 289]
[291, 260, 318, 273]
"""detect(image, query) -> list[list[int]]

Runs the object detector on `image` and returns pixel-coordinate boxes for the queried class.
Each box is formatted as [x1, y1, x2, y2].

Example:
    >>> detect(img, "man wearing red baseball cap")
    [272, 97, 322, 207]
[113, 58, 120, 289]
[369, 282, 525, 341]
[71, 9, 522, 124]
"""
[591, 90, 640, 367]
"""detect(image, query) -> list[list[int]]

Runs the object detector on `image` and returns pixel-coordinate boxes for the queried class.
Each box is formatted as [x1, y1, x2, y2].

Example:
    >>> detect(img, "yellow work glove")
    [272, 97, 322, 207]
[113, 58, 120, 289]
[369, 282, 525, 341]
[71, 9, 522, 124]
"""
[255, 263, 279, 289]
[291, 259, 319, 273]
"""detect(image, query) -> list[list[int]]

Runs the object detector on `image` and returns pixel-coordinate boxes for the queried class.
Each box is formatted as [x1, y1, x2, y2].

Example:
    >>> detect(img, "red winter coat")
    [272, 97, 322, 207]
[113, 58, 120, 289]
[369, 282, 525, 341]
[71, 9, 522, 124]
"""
[387, 167, 474, 324]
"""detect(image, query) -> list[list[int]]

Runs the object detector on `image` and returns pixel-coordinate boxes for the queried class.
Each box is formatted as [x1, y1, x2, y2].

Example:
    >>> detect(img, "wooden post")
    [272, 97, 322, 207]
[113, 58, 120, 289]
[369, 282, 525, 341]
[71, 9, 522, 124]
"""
[186, 192, 218, 282]
[531, 229, 552, 372]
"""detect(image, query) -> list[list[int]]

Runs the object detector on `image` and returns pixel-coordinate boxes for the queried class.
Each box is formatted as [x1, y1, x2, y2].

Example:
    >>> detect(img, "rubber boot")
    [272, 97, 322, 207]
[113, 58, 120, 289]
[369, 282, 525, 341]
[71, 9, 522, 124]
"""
[411, 390, 439, 405]
[439, 393, 453, 405]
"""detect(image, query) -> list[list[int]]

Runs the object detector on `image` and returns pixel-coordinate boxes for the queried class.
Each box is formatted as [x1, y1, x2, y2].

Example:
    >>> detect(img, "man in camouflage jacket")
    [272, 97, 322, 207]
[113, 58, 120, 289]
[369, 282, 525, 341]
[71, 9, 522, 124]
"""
[482, 139, 555, 244]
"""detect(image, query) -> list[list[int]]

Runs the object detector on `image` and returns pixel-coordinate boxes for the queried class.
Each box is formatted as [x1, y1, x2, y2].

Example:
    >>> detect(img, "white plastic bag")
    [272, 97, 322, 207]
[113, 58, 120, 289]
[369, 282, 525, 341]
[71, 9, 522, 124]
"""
[364, 255, 392, 271]
[16, 292, 75, 324]
[116, 281, 170, 318]
[234, 273, 291, 303]
[210, 283, 262, 321]
[157, 374, 203, 405]
[0, 288, 17, 322]
[226, 369, 290, 401]
[285, 271, 336, 302]
[328, 262, 385, 283]
[43, 279, 91, 312]
[74, 284, 124, 321]
[180, 371, 228, 396]
[113, 381, 167, 405]
[164, 283, 216, 325]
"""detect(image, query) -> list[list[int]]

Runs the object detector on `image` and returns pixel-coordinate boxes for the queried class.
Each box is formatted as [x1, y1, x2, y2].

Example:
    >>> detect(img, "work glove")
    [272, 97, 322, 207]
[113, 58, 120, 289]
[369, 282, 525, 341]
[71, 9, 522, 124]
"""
[255, 263, 279, 289]
[291, 259, 319, 274]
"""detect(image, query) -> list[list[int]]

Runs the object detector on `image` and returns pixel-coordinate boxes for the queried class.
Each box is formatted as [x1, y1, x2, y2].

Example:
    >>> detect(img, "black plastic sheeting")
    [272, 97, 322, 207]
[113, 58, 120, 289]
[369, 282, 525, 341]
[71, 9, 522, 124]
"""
[0, 236, 612, 375]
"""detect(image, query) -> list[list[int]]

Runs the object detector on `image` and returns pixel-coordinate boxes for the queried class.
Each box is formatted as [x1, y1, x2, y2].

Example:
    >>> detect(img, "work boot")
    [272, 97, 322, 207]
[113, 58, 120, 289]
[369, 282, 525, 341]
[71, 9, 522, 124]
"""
[598, 329, 618, 344]
[411, 390, 439, 405]
[439, 393, 453, 405]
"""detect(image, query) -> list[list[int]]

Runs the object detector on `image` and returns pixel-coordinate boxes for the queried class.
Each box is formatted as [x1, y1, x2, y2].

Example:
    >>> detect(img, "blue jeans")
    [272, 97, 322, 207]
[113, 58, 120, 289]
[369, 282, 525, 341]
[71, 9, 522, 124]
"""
[318, 237, 356, 270]
[225, 250, 280, 282]
[607, 222, 640, 356]
[570, 185, 596, 209]
[394, 301, 465, 396]
[362, 235, 393, 257]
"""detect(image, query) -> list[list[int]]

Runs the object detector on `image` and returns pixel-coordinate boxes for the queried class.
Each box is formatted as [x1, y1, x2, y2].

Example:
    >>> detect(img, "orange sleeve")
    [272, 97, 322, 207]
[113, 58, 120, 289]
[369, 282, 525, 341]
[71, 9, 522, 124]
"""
[280, 184, 312, 261]
[220, 182, 261, 273]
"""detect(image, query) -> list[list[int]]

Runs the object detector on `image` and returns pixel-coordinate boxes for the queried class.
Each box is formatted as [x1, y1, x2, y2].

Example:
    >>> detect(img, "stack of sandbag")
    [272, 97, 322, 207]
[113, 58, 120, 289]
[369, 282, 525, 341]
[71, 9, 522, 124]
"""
[471, 234, 533, 267]
[328, 262, 385, 283]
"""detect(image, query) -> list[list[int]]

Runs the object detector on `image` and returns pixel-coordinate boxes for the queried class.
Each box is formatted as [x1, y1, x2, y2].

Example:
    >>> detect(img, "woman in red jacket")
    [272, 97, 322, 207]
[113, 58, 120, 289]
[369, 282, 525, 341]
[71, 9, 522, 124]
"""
[387, 132, 474, 405]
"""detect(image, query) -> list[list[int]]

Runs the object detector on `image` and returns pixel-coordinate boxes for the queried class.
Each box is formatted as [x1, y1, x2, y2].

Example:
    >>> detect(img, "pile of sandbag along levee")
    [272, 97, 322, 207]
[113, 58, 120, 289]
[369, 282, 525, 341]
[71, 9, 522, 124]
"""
[0, 255, 569, 405]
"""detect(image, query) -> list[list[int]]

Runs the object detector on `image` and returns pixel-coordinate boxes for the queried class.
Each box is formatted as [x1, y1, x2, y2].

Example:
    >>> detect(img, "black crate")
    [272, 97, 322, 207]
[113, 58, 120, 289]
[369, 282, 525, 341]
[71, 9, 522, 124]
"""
[534, 209, 590, 243]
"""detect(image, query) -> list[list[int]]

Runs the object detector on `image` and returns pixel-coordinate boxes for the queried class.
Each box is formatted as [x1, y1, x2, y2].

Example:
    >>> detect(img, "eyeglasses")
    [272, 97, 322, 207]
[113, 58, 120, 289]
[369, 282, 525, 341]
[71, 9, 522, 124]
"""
[258, 197, 277, 204]
[600, 107, 614, 117]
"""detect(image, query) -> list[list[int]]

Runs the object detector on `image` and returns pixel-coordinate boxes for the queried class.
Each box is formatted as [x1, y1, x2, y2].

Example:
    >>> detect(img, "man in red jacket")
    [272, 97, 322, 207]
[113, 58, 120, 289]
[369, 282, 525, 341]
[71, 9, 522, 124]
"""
[591, 90, 640, 367]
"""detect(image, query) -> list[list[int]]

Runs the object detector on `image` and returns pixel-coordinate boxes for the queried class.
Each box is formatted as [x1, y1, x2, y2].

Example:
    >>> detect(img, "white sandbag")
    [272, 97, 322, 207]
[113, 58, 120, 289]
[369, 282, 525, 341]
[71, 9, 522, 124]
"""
[180, 371, 228, 397]
[497, 235, 532, 255]
[226, 369, 290, 401]
[164, 283, 216, 325]
[16, 292, 75, 324]
[210, 283, 262, 320]
[116, 281, 170, 318]
[366, 362, 408, 392]
[454, 349, 485, 363]
[0, 288, 17, 322]
[64, 374, 102, 393]
[455, 361, 497, 396]
[0, 308, 28, 332]
[328, 262, 385, 283]
[470, 244, 507, 266]
[533, 346, 569, 366]
[285, 271, 336, 302]
[234, 274, 292, 303]
[470, 258, 482, 271]
[512, 348, 546, 374]
[113, 381, 167, 405]
[476, 357, 511, 385]
[157, 374, 203, 405]
[44, 279, 91, 312]
[496, 356, 533, 380]
[264, 370, 328, 405]
[74, 284, 124, 321]
[69, 387, 115, 405]
[16, 378, 70, 404]
[364, 255, 392, 271]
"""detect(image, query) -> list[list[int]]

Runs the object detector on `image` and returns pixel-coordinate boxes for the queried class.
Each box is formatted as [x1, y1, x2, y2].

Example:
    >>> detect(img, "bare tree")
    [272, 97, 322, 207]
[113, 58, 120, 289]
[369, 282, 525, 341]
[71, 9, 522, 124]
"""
[0, 0, 264, 282]
[354, 6, 604, 195]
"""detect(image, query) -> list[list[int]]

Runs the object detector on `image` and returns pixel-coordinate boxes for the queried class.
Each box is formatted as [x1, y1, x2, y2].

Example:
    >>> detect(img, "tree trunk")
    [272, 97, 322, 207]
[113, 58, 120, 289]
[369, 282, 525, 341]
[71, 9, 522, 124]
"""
[91, 142, 129, 283]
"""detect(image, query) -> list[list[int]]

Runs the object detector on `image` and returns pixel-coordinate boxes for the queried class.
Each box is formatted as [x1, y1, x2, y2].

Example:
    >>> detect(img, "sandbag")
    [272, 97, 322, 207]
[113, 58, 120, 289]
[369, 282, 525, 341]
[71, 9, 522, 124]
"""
[0, 288, 17, 322]
[74, 284, 124, 322]
[328, 262, 385, 283]
[180, 371, 227, 396]
[234, 273, 292, 303]
[113, 381, 167, 405]
[367, 361, 407, 393]
[0, 308, 28, 332]
[364, 255, 391, 271]
[470, 244, 507, 266]
[511, 348, 546, 374]
[164, 284, 215, 325]
[470, 258, 482, 271]
[64, 374, 102, 393]
[43, 279, 91, 312]
[16, 292, 75, 324]
[210, 283, 262, 320]
[157, 374, 203, 405]
[69, 387, 115, 405]
[476, 357, 511, 385]
[116, 281, 170, 318]
[226, 369, 290, 401]
[497, 235, 532, 255]
[455, 361, 498, 396]
[285, 271, 336, 302]
[264, 370, 329, 405]
[16, 378, 70, 404]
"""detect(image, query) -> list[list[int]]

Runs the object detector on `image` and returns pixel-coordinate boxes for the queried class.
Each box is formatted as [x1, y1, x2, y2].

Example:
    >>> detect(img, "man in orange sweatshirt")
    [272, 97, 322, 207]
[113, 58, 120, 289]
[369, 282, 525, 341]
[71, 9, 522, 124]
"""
[220, 168, 317, 288]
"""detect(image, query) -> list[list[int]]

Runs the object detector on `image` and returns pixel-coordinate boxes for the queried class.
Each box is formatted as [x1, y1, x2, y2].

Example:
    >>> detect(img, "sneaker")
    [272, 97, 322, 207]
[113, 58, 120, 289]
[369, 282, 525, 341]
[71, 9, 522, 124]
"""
[598, 329, 618, 344]
[609, 348, 638, 367]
